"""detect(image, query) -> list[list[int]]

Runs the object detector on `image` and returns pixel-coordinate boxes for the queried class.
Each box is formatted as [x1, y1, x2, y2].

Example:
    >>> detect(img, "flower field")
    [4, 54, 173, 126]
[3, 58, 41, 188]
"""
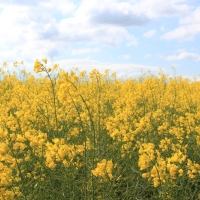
[0, 60, 200, 199]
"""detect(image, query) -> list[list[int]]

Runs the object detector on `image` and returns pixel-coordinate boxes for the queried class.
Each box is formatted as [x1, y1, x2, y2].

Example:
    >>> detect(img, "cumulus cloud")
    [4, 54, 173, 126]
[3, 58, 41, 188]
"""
[87, 2, 150, 27]
[179, 7, 200, 25]
[71, 48, 100, 55]
[0, 0, 199, 73]
[129, 0, 190, 18]
[39, 0, 76, 15]
[55, 14, 139, 47]
[167, 52, 200, 61]
[161, 7, 200, 40]
[0, 40, 61, 65]
[75, 0, 190, 28]
[0, 0, 76, 14]
[143, 30, 156, 38]
[0, 0, 142, 57]
[161, 25, 200, 40]
[0, 0, 194, 48]
[0, 4, 59, 45]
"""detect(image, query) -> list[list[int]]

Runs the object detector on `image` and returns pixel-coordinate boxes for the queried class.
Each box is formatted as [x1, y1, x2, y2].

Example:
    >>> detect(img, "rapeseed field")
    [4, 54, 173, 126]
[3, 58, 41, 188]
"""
[0, 59, 200, 199]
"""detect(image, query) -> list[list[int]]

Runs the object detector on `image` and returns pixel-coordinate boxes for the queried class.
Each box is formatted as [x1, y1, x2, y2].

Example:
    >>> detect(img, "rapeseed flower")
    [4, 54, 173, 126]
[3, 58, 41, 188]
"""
[92, 159, 114, 180]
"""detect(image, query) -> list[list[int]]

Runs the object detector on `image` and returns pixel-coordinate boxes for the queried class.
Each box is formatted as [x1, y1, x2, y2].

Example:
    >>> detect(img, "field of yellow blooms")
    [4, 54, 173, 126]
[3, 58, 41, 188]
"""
[0, 59, 200, 199]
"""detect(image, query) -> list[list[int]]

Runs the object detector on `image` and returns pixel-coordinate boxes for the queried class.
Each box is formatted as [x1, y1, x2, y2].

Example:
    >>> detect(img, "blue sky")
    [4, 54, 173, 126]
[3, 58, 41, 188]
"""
[0, 0, 200, 79]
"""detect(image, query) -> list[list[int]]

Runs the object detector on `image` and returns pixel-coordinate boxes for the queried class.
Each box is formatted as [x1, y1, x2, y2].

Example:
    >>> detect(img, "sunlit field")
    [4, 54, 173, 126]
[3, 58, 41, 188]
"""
[0, 59, 200, 199]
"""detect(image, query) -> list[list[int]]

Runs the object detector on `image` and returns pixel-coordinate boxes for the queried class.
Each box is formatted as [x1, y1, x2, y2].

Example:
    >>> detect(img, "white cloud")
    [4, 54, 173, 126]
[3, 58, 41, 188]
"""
[161, 25, 200, 41]
[0, 4, 59, 46]
[71, 48, 100, 55]
[0, 0, 194, 50]
[119, 54, 130, 60]
[145, 54, 152, 58]
[55, 17, 139, 46]
[167, 52, 200, 61]
[0, 0, 76, 14]
[0, 0, 199, 76]
[75, 0, 150, 27]
[39, 0, 76, 15]
[58, 58, 160, 77]
[75, 0, 190, 29]
[0, 40, 60, 65]
[59, 0, 192, 49]
[126, 34, 138, 46]
[129, 0, 190, 19]
[161, 7, 200, 40]
[143, 30, 156, 38]
[179, 7, 200, 25]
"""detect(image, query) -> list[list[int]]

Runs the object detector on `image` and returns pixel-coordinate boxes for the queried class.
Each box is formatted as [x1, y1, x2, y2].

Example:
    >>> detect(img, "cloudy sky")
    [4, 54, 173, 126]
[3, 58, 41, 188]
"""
[0, 0, 200, 78]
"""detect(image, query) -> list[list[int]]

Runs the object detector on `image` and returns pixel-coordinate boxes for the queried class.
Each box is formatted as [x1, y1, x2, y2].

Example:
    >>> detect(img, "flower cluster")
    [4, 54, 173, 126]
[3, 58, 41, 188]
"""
[92, 159, 114, 180]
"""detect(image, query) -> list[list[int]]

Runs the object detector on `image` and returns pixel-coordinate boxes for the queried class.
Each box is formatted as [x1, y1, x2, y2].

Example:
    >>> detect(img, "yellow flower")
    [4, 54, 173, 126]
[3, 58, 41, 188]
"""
[3, 61, 7, 67]
[153, 177, 159, 187]
[16, 134, 26, 142]
[178, 169, 183, 176]
[142, 172, 150, 179]
[48, 161, 56, 169]
[62, 159, 69, 167]
[80, 71, 86, 77]
[13, 61, 18, 67]
[52, 138, 60, 144]
[106, 160, 113, 179]
[92, 159, 114, 180]
[42, 58, 47, 64]
[53, 63, 59, 70]
[34, 59, 44, 73]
